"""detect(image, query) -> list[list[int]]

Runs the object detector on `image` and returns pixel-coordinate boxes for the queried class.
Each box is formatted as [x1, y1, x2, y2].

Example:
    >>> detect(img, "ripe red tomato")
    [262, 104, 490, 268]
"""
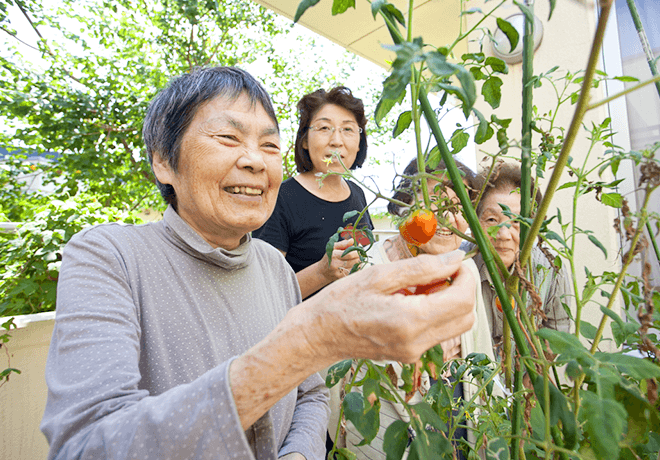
[340, 224, 371, 246]
[399, 209, 437, 247]
[393, 271, 458, 296]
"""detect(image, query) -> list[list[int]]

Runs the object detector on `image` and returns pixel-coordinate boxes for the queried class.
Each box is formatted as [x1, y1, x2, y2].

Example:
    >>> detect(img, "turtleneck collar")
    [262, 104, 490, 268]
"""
[160, 205, 253, 271]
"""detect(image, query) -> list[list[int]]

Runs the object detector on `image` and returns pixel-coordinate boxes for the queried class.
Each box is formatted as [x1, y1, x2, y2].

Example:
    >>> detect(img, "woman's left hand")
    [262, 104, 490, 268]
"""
[321, 238, 362, 281]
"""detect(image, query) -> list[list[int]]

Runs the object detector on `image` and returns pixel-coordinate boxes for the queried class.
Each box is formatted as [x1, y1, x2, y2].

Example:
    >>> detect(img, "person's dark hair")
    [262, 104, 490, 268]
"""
[294, 86, 368, 173]
[387, 157, 476, 216]
[474, 162, 543, 216]
[143, 66, 278, 208]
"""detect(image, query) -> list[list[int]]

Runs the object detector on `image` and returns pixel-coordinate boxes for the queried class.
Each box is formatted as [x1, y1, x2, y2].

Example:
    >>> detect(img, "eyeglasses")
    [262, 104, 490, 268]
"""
[308, 124, 363, 139]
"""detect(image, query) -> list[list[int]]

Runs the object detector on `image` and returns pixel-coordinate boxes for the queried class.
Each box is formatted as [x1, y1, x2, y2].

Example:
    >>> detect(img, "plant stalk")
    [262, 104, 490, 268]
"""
[447, 0, 507, 55]
[587, 74, 660, 111]
[625, 0, 660, 97]
[647, 221, 660, 264]
[520, 0, 534, 246]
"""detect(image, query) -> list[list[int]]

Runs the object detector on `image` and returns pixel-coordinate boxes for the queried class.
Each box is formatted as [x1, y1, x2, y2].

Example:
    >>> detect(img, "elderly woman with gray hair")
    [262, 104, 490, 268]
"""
[472, 162, 572, 354]
[40, 66, 478, 460]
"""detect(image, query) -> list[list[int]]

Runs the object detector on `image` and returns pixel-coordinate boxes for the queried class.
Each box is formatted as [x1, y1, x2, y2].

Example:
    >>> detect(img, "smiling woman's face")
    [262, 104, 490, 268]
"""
[478, 187, 521, 269]
[302, 103, 360, 174]
[152, 93, 283, 250]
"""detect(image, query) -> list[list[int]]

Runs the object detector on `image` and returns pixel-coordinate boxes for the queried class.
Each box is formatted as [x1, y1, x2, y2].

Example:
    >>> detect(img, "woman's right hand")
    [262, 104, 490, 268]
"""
[300, 250, 476, 365]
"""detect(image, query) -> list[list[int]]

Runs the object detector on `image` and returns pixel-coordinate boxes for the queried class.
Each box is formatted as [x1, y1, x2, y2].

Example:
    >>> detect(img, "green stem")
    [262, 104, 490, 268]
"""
[520, 1, 534, 247]
[512, 364, 524, 460]
[520, 0, 614, 268]
[372, 363, 416, 418]
[330, 359, 365, 460]
[406, 0, 413, 43]
[543, 364, 551, 460]
[625, 0, 660, 97]
[403, 0, 432, 210]
[447, 0, 507, 55]
[587, 74, 660, 111]
[647, 221, 660, 263]
[323, 158, 411, 209]
[503, 319, 512, 387]
[412, 79, 431, 209]
[571, 140, 599, 337]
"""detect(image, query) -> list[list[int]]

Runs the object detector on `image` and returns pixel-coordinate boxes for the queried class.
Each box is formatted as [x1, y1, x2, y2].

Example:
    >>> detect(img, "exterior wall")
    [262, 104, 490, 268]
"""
[0, 312, 54, 460]
[465, 0, 622, 349]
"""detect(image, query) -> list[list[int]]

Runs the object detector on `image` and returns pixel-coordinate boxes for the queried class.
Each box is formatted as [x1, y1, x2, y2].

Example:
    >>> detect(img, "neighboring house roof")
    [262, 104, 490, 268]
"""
[0, 147, 59, 162]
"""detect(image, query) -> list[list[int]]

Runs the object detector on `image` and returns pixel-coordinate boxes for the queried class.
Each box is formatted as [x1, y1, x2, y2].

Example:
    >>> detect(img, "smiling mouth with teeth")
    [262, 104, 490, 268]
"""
[435, 229, 455, 237]
[225, 186, 263, 196]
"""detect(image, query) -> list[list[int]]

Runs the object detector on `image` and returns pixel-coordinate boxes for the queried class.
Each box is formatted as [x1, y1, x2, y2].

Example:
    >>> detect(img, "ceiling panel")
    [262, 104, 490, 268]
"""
[253, 0, 466, 69]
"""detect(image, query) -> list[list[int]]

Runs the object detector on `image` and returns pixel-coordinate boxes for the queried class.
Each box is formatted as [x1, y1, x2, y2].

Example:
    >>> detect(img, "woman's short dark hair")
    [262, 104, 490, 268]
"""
[143, 66, 278, 208]
[474, 161, 543, 216]
[387, 157, 476, 216]
[294, 86, 368, 173]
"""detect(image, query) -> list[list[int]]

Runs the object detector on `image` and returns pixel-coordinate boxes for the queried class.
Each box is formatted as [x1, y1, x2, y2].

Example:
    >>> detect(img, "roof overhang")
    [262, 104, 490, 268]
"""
[253, 0, 466, 70]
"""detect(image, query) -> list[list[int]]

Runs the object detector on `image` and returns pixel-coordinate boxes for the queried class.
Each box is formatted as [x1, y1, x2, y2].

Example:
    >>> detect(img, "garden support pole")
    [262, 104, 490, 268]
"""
[625, 0, 660, 266]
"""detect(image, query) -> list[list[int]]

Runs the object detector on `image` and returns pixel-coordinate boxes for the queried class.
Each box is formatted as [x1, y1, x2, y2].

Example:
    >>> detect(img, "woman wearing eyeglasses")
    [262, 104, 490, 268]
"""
[253, 86, 373, 300]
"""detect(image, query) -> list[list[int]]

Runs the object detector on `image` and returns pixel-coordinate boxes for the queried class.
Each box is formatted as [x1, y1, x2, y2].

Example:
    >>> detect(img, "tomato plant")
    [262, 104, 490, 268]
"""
[296, 1, 660, 459]
[340, 224, 371, 246]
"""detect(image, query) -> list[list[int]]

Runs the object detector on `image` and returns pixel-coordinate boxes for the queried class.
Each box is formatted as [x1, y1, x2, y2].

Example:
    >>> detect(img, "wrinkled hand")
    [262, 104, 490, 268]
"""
[302, 250, 476, 364]
[319, 238, 361, 282]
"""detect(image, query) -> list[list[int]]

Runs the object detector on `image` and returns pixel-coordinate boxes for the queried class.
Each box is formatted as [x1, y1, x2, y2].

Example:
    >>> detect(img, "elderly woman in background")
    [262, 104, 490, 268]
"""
[343, 158, 496, 460]
[253, 86, 373, 299]
[473, 162, 572, 352]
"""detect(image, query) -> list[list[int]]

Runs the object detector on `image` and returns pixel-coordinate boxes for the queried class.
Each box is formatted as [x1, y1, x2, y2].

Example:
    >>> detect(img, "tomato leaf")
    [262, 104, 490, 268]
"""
[587, 234, 608, 258]
[613, 75, 639, 82]
[426, 51, 459, 78]
[325, 232, 340, 266]
[343, 391, 380, 445]
[427, 145, 441, 169]
[333, 448, 358, 460]
[530, 372, 578, 449]
[393, 110, 412, 138]
[450, 128, 469, 154]
[580, 390, 626, 460]
[473, 108, 494, 144]
[331, 0, 356, 16]
[485, 436, 510, 460]
[325, 359, 353, 387]
[595, 353, 660, 380]
[293, 0, 321, 22]
[485, 56, 508, 74]
[343, 210, 360, 221]
[382, 420, 409, 460]
[482, 76, 503, 109]
[496, 18, 519, 52]
[600, 192, 623, 208]
[548, 0, 556, 20]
